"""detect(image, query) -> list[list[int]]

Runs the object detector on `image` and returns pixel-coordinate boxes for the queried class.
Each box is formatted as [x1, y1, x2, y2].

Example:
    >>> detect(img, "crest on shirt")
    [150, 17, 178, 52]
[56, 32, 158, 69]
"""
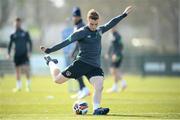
[66, 71, 72, 76]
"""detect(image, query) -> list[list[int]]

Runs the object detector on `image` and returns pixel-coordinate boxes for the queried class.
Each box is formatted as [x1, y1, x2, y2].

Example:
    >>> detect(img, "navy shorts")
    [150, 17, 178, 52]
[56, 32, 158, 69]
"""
[111, 55, 123, 68]
[62, 60, 104, 80]
[14, 54, 29, 67]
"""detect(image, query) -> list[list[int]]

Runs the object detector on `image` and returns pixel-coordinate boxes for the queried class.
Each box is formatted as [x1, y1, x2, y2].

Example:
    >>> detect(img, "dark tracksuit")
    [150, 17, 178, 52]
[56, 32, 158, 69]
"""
[8, 28, 32, 66]
[108, 31, 123, 68]
[45, 13, 127, 79]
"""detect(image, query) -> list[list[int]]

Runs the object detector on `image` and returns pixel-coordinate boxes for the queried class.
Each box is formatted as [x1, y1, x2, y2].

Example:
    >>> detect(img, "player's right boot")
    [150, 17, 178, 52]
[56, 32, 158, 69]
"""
[121, 80, 127, 91]
[106, 84, 119, 93]
[44, 55, 58, 65]
[93, 107, 110, 115]
[26, 86, 31, 92]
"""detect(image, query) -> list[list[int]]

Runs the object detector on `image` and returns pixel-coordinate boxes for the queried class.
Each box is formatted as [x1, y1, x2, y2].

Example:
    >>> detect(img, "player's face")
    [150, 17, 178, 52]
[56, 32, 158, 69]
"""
[87, 18, 99, 31]
[72, 16, 81, 25]
[15, 21, 21, 29]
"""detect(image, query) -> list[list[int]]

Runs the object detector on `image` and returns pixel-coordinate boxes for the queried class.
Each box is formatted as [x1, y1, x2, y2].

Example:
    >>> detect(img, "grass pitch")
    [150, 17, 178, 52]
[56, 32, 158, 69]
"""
[0, 75, 180, 120]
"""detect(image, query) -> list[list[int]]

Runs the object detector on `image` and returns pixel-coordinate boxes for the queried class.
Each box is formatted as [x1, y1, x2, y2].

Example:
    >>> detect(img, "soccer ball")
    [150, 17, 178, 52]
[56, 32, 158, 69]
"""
[73, 101, 88, 115]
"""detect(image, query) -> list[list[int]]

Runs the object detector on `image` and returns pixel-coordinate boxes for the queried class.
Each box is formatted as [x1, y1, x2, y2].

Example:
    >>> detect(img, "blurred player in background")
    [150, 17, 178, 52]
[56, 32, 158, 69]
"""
[8, 18, 32, 92]
[105, 28, 127, 93]
[70, 7, 90, 99]
[62, 18, 73, 68]
[41, 6, 133, 115]
[61, 18, 75, 92]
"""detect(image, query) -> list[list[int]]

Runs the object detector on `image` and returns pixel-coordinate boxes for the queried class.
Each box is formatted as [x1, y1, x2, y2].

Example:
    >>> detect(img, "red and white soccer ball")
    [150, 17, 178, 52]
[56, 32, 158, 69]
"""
[73, 101, 88, 115]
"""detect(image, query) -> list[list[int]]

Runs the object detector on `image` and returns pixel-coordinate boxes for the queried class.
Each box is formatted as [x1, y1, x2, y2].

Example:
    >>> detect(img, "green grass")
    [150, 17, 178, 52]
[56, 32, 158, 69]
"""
[0, 75, 180, 120]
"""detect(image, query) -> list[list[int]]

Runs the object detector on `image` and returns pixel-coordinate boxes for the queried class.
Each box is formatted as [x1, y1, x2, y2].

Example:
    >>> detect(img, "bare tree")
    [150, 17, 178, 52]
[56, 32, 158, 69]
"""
[0, 0, 10, 28]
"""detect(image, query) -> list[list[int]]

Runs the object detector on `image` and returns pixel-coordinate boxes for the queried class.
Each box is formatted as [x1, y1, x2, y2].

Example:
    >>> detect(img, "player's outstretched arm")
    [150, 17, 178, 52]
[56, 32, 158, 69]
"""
[40, 29, 85, 54]
[100, 6, 134, 34]
[40, 40, 74, 54]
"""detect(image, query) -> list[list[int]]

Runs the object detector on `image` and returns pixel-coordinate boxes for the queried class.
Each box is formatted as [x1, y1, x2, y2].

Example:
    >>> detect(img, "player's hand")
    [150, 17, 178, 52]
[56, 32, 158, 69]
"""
[6, 54, 11, 60]
[123, 6, 134, 15]
[112, 54, 117, 62]
[40, 46, 46, 52]
[40, 46, 51, 54]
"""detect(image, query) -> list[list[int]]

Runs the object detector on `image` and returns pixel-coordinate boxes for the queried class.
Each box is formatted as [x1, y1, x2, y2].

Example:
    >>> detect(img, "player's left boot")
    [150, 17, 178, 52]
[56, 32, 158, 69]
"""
[44, 55, 58, 65]
[93, 107, 110, 115]
[12, 88, 21, 92]
[78, 87, 90, 99]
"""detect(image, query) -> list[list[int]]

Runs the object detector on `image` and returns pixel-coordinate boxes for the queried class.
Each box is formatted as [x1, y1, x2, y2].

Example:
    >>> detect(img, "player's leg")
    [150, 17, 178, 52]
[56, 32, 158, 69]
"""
[13, 57, 22, 92]
[114, 68, 120, 83]
[70, 61, 92, 99]
[114, 68, 120, 89]
[117, 57, 127, 91]
[107, 67, 119, 92]
[107, 59, 127, 92]
[64, 55, 77, 92]
[90, 76, 103, 110]
[71, 77, 87, 99]
[76, 77, 90, 99]
[23, 64, 31, 92]
[13, 66, 22, 92]
[86, 67, 109, 115]
[44, 55, 68, 84]
[77, 77, 85, 90]
[89, 76, 109, 115]
[118, 69, 127, 91]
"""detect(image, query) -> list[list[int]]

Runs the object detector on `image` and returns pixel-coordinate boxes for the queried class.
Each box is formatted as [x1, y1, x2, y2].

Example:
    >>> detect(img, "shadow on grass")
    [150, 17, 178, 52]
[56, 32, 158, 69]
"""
[85, 113, 166, 119]
[107, 114, 155, 118]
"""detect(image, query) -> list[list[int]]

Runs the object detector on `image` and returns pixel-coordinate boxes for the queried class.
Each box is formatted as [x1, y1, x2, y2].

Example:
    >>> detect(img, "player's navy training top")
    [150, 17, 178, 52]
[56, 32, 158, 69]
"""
[8, 28, 32, 57]
[45, 13, 127, 67]
[108, 31, 123, 56]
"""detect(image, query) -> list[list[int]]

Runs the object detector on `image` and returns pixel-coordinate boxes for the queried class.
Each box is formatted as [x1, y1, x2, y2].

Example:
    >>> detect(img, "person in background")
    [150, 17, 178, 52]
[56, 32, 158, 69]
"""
[105, 28, 127, 93]
[8, 18, 32, 92]
[61, 18, 76, 92]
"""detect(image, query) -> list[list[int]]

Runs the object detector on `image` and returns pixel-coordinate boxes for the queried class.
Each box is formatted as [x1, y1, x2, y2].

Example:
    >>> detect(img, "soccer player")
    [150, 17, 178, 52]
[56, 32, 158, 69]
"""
[106, 28, 127, 93]
[8, 18, 32, 92]
[41, 6, 133, 115]
[71, 7, 90, 99]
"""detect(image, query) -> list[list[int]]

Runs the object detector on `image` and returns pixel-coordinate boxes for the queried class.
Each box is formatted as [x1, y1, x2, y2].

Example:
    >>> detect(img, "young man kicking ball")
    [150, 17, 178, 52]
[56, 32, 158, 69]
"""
[41, 6, 133, 115]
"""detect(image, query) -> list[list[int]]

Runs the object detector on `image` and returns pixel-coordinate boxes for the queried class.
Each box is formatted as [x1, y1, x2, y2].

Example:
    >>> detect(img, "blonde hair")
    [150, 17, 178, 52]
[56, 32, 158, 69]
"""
[87, 9, 99, 20]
